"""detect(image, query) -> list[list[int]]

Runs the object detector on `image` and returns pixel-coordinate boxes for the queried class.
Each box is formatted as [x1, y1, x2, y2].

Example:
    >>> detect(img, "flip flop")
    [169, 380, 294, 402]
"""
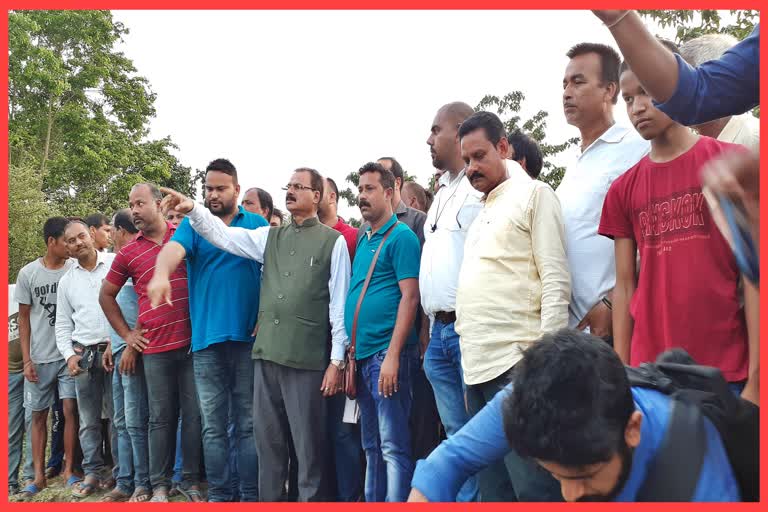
[72, 481, 98, 499]
[129, 487, 152, 503]
[19, 483, 41, 499]
[100, 488, 130, 502]
[149, 486, 170, 503]
[175, 487, 205, 502]
[66, 475, 83, 488]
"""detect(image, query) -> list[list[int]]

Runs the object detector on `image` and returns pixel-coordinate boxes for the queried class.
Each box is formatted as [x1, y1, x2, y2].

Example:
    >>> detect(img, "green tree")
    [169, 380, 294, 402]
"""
[8, 10, 200, 278]
[638, 9, 758, 43]
[8, 160, 58, 282]
[9, 11, 199, 210]
[476, 92, 580, 190]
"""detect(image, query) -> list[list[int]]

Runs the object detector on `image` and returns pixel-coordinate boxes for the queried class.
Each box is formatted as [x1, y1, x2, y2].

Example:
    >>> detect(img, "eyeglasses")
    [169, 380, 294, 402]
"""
[282, 183, 315, 192]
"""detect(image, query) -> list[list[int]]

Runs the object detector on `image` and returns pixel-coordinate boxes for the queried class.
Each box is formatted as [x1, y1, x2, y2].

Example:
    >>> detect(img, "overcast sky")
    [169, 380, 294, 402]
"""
[113, 10, 683, 220]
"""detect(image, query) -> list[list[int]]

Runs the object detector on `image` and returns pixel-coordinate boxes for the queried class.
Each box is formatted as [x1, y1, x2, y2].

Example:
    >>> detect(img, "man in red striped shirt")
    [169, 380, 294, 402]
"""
[99, 183, 202, 502]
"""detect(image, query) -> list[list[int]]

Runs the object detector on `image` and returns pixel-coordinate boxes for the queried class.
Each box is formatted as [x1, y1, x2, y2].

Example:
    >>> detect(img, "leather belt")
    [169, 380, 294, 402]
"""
[434, 311, 456, 324]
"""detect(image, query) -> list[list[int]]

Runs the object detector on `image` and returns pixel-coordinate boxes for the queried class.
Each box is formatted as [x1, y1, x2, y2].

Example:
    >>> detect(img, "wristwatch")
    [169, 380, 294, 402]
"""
[331, 359, 346, 370]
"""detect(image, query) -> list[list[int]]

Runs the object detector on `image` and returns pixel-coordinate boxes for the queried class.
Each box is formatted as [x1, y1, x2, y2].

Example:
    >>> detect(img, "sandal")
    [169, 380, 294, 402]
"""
[65, 475, 83, 488]
[149, 486, 170, 503]
[129, 487, 152, 503]
[176, 487, 205, 502]
[19, 483, 42, 499]
[72, 480, 98, 499]
[100, 476, 116, 490]
[101, 488, 131, 502]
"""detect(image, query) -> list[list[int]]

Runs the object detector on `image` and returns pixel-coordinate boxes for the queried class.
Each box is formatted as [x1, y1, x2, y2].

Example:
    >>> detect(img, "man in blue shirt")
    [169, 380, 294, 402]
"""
[409, 329, 740, 502]
[592, 10, 759, 125]
[147, 158, 268, 502]
[346, 162, 422, 502]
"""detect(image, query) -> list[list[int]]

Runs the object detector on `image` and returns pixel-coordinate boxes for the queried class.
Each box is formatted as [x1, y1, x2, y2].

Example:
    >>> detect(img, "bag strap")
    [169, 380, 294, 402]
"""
[635, 397, 707, 501]
[350, 222, 400, 356]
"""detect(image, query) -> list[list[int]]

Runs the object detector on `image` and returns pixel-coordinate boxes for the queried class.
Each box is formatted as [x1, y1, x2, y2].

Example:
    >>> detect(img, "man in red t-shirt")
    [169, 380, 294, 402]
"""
[598, 53, 758, 405]
[99, 183, 202, 502]
[319, 177, 358, 260]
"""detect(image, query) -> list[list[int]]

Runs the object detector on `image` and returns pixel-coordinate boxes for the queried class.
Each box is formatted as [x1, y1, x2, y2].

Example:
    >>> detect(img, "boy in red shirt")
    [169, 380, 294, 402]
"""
[598, 50, 758, 405]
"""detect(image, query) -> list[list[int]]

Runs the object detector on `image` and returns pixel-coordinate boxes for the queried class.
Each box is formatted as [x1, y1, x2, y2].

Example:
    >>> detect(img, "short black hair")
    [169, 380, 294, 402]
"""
[458, 111, 506, 146]
[503, 329, 635, 467]
[378, 157, 404, 190]
[358, 162, 396, 191]
[294, 167, 324, 202]
[566, 42, 622, 104]
[206, 158, 238, 184]
[113, 208, 139, 234]
[508, 130, 544, 179]
[272, 207, 284, 221]
[620, 37, 679, 76]
[42, 217, 70, 245]
[85, 213, 110, 229]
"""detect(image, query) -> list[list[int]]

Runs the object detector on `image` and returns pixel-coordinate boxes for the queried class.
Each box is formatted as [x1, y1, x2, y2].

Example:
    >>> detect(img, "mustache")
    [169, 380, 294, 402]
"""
[286, 194, 296, 202]
[359, 200, 371, 208]
[469, 173, 485, 182]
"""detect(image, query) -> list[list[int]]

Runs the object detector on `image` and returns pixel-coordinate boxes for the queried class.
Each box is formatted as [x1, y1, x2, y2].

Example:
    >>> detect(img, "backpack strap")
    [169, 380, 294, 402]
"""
[635, 397, 707, 501]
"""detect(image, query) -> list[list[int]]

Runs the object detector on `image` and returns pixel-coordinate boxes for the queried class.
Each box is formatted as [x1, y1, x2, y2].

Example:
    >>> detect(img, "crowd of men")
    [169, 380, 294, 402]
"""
[8, 10, 760, 503]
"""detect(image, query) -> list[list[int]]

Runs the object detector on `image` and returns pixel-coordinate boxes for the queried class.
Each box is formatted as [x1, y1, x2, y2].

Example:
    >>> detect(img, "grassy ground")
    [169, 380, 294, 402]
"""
[9, 476, 203, 503]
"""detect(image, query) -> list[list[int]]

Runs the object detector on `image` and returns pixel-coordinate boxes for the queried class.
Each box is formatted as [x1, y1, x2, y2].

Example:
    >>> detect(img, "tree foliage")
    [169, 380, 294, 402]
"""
[638, 9, 759, 43]
[8, 10, 200, 280]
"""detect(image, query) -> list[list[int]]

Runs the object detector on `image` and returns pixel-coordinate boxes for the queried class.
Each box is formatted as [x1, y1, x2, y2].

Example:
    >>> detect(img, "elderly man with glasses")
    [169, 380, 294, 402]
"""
[156, 167, 351, 502]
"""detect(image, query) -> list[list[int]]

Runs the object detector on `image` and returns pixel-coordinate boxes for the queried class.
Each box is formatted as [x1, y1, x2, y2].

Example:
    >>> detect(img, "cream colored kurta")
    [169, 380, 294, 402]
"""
[456, 163, 571, 385]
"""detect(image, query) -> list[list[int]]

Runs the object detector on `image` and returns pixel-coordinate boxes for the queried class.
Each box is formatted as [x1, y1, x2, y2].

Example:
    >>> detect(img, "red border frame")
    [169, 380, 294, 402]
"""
[0, 3, 764, 510]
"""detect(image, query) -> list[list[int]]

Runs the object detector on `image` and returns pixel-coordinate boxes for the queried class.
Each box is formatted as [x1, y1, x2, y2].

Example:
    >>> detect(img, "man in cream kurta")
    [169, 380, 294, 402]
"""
[454, 111, 570, 502]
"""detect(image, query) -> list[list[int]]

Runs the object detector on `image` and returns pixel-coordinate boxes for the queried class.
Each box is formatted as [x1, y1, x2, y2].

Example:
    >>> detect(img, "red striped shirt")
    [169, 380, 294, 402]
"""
[105, 223, 191, 354]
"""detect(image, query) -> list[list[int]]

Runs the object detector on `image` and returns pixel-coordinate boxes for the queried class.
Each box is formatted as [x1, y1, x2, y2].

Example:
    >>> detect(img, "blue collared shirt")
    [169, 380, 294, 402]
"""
[171, 206, 269, 352]
[656, 24, 759, 125]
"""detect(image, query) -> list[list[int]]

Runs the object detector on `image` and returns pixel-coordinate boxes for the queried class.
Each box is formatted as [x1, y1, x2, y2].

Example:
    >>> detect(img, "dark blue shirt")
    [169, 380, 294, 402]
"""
[656, 24, 759, 125]
[171, 206, 268, 352]
[411, 384, 740, 502]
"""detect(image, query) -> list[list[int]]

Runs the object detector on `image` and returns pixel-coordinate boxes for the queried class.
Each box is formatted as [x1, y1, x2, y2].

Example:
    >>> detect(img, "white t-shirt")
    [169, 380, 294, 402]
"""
[555, 124, 649, 327]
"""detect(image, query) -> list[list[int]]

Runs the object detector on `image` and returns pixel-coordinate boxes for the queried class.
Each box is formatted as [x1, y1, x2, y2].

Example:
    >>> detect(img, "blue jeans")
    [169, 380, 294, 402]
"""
[122, 354, 150, 490]
[423, 320, 478, 501]
[193, 342, 257, 502]
[111, 350, 134, 493]
[327, 393, 363, 501]
[357, 345, 418, 502]
[8, 373, 33, 491]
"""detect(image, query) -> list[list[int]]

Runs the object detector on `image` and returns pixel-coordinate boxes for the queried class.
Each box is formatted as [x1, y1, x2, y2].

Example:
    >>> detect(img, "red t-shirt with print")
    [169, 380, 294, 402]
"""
[598, 136, 747, 381]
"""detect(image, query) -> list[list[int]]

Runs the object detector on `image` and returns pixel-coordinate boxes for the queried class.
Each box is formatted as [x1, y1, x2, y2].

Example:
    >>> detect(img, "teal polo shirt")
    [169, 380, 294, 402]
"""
[171, 206, 269, 352]
[345, 214, 421, 360]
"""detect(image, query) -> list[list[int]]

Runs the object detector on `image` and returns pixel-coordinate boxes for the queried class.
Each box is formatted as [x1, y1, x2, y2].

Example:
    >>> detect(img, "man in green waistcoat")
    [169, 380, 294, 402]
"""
[158, 167, 351, 502]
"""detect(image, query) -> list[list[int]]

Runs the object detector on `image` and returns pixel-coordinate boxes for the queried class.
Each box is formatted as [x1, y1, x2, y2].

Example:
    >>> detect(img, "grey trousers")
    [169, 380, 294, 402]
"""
[252, 359, 327, 502]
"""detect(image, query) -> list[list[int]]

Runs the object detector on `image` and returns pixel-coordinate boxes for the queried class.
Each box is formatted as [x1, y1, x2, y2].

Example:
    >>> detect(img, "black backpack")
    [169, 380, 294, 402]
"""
[625, 349, 759, 502]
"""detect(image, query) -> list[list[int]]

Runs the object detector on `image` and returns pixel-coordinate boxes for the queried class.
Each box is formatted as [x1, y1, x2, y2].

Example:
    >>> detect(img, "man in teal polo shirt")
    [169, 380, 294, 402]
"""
[347, 162, 421, 502]
[147, 159, 267, 502]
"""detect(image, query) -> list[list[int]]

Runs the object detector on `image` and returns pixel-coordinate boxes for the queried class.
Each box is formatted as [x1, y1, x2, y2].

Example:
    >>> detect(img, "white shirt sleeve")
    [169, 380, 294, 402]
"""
[55, 273, 76, 362]
[187, 204, 270, 263]
[328, 235, 351, 361]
